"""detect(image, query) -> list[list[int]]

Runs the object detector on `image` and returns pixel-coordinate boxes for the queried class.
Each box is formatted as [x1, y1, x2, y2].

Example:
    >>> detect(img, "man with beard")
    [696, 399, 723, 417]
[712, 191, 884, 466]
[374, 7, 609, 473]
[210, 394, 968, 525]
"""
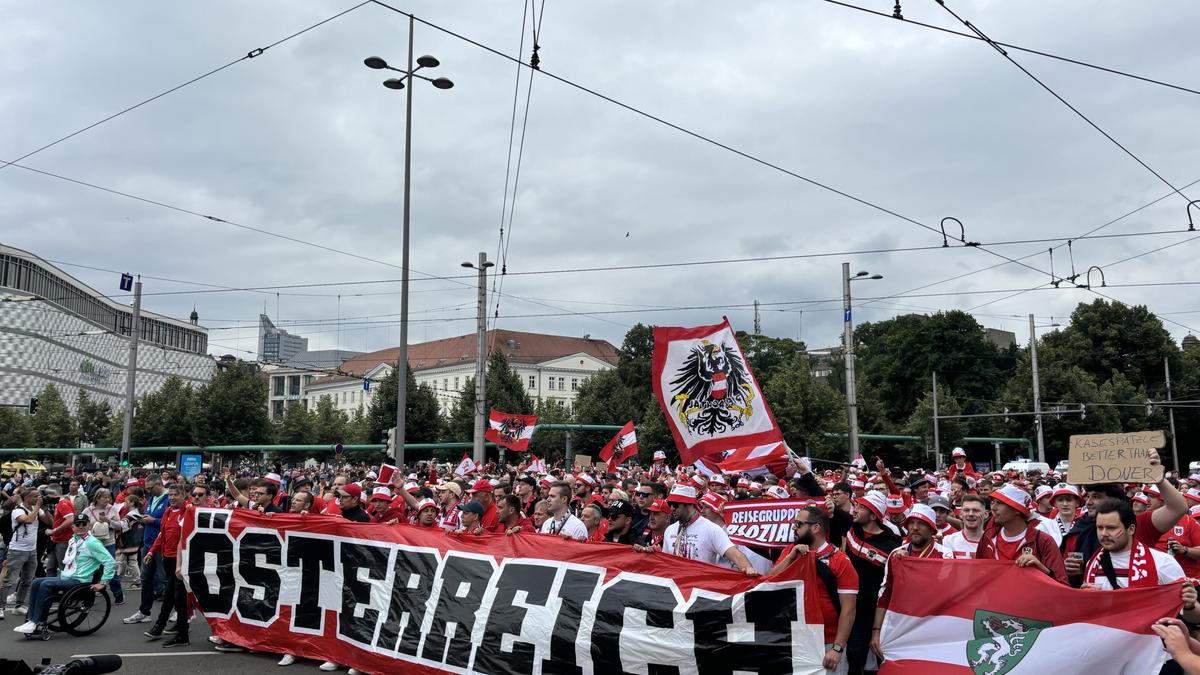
[603, 500, 644, 545]
[975, 485, 1067, 584]
[660, 486, 757, 574]
[769, 505, 856, 675]
[844, 491, 901, 675]
[942, 494, 988, 558]
[871, 504, 951, 663]
[496, 494, 534, 534]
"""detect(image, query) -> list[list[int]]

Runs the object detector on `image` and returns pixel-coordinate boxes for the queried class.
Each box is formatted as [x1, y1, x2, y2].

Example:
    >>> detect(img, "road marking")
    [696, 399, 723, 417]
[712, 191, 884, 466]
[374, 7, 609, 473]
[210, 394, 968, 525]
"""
[71, 651, 223, 658]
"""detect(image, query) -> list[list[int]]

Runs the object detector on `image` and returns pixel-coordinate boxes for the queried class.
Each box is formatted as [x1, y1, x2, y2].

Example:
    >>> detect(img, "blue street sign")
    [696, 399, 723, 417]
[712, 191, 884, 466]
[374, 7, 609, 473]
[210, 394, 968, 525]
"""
[844, 309, 852, 322]
[363, 379, 370, 391]
[334, 443, 344, 456]
[180, 453, 202, 479]
[119, 273, 133, 292]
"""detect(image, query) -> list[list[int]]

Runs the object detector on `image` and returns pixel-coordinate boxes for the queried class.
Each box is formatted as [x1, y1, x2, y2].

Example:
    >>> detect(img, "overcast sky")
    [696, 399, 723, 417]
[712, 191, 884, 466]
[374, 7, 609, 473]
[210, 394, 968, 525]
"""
[4, 0, 1199, 361]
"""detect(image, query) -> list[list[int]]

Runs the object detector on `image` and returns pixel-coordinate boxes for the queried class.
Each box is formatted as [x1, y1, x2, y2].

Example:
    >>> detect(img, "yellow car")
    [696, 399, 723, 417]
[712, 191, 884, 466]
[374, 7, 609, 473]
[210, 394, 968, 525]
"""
[1, 458, 47, 473]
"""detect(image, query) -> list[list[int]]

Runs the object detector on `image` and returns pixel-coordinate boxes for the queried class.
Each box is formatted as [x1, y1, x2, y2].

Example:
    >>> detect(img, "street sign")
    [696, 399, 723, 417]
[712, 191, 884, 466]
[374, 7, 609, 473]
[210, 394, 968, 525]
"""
[363, 379, 370, 391]
[119, 273, 134, 292]
[180, 453, 203, 479]
[334, 443, 344, 457]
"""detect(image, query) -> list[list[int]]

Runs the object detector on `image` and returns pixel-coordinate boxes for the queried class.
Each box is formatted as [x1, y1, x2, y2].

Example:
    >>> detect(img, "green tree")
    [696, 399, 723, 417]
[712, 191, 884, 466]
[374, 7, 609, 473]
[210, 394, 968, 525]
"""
[101, 411, 124, 448]
[75, 391, 112, 446]
[311, 395, 350, 445]
[0, 408, 32, 447]
[132, 376, 194, 446]
[190, 361, 272, 446]
[1054, 300, 1177, 390]
[275, 401, 315, 445]
[764, 354, 847, 461]
[637, 398, 675, 463]
[28, 383, 76, 448]
[443, 351, 532, 443]
[365, 366, 443, 459]
[527, 398, 571, 461]
[347, 405, 370, 444]
[902, 388, 965, 468]
[736, 331, 808, 385]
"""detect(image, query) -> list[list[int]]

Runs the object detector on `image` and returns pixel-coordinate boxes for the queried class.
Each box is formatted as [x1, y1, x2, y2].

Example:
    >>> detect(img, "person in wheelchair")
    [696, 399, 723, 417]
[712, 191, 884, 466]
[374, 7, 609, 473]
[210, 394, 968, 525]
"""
[12, 513, 115, 635]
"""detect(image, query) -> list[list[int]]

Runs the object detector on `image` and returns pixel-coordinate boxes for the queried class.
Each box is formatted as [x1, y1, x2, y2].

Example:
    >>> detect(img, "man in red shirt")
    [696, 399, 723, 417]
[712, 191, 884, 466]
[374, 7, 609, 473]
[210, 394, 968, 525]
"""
[496, 494, 535, 534]
[467, 479, 499, 532]
[946, 447, 979, 482]
[1147, 484, 1200, 578]
[143, 484, 193, 647]
[975, 484, 1067, 584]
[769, 504, 856, 674]
[45, 485, 76, 576]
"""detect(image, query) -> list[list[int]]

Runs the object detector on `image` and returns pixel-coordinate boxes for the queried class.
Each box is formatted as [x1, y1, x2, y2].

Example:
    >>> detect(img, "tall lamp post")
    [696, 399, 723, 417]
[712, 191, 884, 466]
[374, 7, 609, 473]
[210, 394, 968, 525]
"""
[462, 253, 494, 465]
[842, 263, 882, 463]
[363, 18, 453, 468]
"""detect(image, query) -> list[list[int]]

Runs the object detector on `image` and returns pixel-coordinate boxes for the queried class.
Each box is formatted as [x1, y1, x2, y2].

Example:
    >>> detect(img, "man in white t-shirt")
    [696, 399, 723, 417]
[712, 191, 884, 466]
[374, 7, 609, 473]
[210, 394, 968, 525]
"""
[1, 489, 43, 616]
[1082, 499, 1200, 624]
[539, 481, 588, 541]
[942, 494, 987, 559]
[661, 485, 757, 574]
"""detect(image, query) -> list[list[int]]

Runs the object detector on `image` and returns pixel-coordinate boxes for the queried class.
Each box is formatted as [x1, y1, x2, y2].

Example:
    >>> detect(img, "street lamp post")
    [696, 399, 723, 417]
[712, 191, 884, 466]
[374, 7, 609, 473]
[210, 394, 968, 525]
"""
[842, 263, 882, 464]
[462, 253, 494, 465]
[363, 16, 454, 468]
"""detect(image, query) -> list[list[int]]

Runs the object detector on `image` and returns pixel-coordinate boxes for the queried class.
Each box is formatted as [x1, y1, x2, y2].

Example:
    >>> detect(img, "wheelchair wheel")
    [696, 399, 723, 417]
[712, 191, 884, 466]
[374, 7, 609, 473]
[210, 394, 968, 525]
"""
[57, 585, 111, 636]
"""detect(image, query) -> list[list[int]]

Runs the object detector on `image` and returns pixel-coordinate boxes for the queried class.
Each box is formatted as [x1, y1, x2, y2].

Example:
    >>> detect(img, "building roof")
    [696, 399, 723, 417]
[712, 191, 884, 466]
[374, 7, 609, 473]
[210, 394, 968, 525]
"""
[308, 329, 619, 387]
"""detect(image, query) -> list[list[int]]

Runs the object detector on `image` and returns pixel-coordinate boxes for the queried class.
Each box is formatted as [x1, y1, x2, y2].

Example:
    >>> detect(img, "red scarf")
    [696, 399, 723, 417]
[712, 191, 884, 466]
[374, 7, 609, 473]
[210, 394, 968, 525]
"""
[1083, 540, 1160, 588]
[847, 529, 890, 567]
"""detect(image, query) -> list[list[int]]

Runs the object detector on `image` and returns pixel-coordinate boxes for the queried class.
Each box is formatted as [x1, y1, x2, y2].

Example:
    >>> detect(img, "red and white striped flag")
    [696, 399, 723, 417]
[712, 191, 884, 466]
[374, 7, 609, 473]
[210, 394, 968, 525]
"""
[717, 442, 787, 473]
[523, 454, 547, 474]
[453, 453, 478, 477]
[599, 421, 638, 472]
[879, 557, 1181, 674]
[483, 409, 538, 452]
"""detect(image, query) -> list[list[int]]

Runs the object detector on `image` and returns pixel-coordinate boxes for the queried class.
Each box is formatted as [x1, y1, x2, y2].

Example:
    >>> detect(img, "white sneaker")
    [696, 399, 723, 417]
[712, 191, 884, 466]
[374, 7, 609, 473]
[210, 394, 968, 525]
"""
[277, 655, 296, 666]
[13, 621, 37, 634]
[348, 669, 361, 675]
[207, 635, 222, 645]
[6, 593, 15, 604]
[123, 611, 150, 624]
[318, 662, 340, 672]
[13, 606, 26, 616]
[169, 611, 177, 623]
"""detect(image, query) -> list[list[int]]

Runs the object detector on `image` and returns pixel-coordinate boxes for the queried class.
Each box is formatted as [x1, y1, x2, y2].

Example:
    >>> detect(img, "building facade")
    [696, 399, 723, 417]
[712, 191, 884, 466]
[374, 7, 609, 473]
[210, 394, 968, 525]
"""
[258, 313, 308, 364]
[304, 329, 620, 418]
[0, 245, 215, 414]
[262, 349, 362, 419]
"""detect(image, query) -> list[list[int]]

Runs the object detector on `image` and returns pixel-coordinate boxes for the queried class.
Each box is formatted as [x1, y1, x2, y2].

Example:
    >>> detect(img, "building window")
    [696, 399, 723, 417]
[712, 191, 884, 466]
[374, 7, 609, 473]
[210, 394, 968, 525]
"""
[342, 392, 347, 403]
[443, 378, 448, 390]
[571, 378, 578, 391]
[556, 399, 565, 409]
[528, 375, 536, 389]
[273, 377, 284, 396]
[271, 400, 284, 418]
[547, 378, 554, 390]
[288, 376, 301, 396]
[558, 377, 565, 390]
[454, 377, 459, 390]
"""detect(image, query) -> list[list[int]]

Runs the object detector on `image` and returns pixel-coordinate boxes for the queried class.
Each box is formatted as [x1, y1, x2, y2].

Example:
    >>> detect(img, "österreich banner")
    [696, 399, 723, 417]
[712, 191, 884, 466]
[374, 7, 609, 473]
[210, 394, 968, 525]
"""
[722, 498, 825, 549]
[879, 557, 1182, 674]
[181, 508, 828, 675]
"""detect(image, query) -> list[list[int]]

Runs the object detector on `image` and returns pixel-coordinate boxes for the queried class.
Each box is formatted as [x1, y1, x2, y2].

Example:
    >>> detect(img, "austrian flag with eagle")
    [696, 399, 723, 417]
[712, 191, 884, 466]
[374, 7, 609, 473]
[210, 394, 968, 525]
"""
[483, 409, 538, 452]
[652, 318, 783, 465]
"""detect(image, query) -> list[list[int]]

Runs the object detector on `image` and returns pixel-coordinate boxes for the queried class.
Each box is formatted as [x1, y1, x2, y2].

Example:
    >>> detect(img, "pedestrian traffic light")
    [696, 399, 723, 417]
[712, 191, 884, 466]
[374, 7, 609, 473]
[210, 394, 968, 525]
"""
[121, 459, 129, 467]
[385, 427, 396, 455]
[27, 397, 38, 415]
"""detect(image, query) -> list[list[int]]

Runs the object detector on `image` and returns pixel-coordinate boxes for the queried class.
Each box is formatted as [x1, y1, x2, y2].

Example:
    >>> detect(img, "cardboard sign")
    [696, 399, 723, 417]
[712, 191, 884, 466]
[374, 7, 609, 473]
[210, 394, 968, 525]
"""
[1068, 431, 1165, 484]
[572, 454, 592, 470]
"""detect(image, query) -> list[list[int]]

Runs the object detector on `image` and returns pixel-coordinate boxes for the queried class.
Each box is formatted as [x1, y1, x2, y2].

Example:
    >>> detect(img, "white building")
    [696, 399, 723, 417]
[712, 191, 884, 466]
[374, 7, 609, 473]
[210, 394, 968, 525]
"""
[0, 244, 215, 413]
[304, 329, 620, 417]
[262, 349, 363, 419]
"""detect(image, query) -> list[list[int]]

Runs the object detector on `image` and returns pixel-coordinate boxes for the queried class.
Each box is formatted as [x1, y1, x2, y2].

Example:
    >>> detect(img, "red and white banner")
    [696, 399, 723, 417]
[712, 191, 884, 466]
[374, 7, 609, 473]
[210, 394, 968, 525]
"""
[879, 557, 1182, 674]
[599, 421, 638, 471]
[718, 442, 788, 474]
[522, 454, 546, 474]
[722, 498, 825, 549]
[181, 508, 828, 675]
[484, 409, 538, 452]
[453, 453, 478, 476]
[652, 318, 783, 466]
[377, 463, 398, 486]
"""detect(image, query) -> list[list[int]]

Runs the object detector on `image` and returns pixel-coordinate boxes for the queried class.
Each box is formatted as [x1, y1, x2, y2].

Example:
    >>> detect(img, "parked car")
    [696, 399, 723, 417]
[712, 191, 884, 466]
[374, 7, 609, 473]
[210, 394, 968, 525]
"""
[1055, 460, 1069, 473]
[1001, 458, 1052, 474]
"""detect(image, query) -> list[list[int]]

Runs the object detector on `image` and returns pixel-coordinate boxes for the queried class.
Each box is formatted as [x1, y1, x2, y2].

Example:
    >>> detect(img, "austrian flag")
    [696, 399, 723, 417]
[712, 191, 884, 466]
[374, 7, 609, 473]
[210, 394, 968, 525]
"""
[717, 442, 788, 474]
[483, 409, 538, 452]
[453, 453, 478, 476]
[652, 318, 783, 465]
[599, 421, 638, 471]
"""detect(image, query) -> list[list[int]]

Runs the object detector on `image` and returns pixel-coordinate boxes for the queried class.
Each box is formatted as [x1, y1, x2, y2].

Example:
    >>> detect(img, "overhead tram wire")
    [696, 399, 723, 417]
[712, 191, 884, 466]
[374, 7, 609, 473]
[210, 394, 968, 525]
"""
[367, 1, 1064, 285]
[0, 1, 372, 174]
[822, 0, 1200, 98]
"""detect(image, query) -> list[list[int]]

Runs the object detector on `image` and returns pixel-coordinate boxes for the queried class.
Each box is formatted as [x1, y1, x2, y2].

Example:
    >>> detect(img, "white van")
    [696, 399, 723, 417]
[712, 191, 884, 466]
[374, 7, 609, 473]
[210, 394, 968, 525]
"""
[1001, 458, 1052, 474]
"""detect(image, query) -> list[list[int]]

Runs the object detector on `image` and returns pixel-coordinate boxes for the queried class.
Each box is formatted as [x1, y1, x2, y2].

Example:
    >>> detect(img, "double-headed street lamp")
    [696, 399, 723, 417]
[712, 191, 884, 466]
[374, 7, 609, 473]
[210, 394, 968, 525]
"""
[363, 15, 454, 468]
[842, 263, 883, 463]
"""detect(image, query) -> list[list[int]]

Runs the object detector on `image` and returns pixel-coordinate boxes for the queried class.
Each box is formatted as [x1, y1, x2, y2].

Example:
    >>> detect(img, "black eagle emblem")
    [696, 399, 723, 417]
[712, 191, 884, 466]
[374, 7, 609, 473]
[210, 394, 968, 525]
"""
[498, 417, 527, 442]
[669, 340, 755, 437]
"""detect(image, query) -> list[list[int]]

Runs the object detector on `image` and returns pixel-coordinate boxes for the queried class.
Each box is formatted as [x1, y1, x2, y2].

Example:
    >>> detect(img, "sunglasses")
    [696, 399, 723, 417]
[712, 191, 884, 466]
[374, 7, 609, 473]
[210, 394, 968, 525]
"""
[192, 492, 207, 497]
[635, 491, 652, 498]
[791, 521, 816, 529]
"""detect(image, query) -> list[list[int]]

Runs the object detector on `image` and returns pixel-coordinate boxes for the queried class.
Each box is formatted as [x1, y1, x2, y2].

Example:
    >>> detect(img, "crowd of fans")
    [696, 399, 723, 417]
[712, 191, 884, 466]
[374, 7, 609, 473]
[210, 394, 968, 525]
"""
[4, 445, 1200, 674]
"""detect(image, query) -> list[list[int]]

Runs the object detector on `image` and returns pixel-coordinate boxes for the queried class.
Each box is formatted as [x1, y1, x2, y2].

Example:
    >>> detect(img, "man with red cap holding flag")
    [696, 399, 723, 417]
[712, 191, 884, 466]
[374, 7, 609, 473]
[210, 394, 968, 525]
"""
[845, 491, 901, 674]
[975, 484, 1068, 584]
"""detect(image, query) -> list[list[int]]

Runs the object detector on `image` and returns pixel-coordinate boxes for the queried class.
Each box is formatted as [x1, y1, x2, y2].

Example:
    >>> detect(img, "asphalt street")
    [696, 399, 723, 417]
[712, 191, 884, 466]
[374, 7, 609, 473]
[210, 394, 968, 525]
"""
[0, 608, 345, 675]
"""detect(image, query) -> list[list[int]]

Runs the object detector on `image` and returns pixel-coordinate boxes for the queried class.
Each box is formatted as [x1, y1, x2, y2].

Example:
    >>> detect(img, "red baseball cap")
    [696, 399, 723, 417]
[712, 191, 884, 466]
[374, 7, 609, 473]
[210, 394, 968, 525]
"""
[467, 479, 493, 493]
[647, 498, 671, 513]
[336, 483, 362, 501]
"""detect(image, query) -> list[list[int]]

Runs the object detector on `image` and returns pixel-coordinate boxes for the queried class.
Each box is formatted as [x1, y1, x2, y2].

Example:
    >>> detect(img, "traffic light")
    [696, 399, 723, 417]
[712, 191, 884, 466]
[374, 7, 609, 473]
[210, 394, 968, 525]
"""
[27, 397, 38, 415]
[385, 427, 396, 455]
[1146, 398, 1155, 417]
[1079, 403, 1087, 420]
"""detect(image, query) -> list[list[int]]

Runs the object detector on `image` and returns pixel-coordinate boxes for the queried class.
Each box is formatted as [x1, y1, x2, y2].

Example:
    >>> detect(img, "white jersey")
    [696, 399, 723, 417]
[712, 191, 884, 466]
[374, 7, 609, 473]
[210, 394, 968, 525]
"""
[1088, 547, 1184, 590]
[1031, 514, 1063, 547]
[942, 529, 983, 559]
[663, 515, 735, 565]
[539, 512, 588, 541]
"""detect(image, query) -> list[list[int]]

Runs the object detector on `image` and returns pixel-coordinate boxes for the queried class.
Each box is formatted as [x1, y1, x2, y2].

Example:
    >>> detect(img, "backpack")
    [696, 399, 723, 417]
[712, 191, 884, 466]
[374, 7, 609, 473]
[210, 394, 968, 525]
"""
[0, 506, 12, 545]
